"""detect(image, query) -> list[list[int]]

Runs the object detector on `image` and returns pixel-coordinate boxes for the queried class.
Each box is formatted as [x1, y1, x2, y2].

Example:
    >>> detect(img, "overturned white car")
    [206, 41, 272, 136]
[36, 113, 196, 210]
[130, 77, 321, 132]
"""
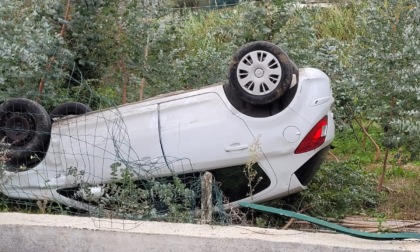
[0, 41, 334, 209]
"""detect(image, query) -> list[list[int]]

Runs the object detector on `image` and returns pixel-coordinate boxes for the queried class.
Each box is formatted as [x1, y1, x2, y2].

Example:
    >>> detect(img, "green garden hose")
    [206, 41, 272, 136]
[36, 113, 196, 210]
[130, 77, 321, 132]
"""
[240, 202, 420, 240]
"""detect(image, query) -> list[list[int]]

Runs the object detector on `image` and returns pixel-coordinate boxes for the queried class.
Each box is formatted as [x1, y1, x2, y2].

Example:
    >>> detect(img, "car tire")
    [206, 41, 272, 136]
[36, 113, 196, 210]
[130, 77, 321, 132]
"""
[50, 102, 92, 119]
[0, 98, 52, 171]
[229, 41, 295, 105]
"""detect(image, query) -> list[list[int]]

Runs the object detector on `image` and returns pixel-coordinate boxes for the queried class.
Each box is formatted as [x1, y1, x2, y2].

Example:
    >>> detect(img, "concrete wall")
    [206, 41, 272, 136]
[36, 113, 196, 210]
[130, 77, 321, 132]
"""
[0, 213, 418, 252]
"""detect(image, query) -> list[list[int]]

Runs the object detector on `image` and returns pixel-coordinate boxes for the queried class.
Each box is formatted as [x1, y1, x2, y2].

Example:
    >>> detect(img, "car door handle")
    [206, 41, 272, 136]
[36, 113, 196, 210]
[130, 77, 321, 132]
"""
[225, 143, 248, 152]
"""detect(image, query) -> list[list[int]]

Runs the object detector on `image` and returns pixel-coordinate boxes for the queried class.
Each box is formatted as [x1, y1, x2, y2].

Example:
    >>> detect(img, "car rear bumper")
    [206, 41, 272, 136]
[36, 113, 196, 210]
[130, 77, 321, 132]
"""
[294, 145, 330, 186]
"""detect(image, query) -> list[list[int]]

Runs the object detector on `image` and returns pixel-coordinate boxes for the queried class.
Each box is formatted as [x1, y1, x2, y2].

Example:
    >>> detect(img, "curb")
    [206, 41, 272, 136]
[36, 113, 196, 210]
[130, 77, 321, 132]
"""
[0, 213, 419, 252]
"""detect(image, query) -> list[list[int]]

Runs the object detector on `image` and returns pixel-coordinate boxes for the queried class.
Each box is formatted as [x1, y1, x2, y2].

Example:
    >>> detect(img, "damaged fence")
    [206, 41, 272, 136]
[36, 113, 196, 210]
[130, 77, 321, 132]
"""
[0, 83, 238, 228]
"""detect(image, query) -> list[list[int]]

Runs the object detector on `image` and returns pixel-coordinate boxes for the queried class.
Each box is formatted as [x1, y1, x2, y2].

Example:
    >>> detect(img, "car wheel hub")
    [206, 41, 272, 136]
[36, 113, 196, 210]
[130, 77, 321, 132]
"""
[237, 50, 282, 96]
[255, 68, 264, 78]
[4, 113, 35, 146]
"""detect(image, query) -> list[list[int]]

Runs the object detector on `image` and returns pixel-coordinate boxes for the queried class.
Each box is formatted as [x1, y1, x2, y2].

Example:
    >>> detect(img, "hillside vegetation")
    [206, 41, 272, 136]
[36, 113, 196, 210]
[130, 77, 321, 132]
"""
[0, 0, 419, 222]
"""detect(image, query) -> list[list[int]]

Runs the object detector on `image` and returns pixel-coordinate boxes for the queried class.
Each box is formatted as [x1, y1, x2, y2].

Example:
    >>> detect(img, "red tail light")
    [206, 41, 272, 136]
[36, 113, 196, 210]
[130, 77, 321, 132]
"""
[295, 116, 328, 154]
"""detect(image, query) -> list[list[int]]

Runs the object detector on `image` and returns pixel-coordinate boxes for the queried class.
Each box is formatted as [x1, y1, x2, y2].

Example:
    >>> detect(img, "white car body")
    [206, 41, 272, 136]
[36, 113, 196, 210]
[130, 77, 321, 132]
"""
[0, 68, 334, 209]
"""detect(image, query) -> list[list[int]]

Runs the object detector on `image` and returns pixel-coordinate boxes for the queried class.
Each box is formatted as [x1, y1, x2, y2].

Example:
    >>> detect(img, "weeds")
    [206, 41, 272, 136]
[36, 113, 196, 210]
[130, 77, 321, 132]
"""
[0, 140, 7, 212]
[92, 163, 197, 222]
[378, 176, 420, 220]
[0, 138, 9, 178]
[302, 161, 381, 218]
[311, 0, 367, 41]
[244, 136, 263, 200]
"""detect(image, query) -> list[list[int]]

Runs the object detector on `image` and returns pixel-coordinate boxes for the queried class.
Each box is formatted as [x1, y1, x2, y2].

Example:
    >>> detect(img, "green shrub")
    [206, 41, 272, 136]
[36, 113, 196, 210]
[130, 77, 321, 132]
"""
[269, 160, 381, 220]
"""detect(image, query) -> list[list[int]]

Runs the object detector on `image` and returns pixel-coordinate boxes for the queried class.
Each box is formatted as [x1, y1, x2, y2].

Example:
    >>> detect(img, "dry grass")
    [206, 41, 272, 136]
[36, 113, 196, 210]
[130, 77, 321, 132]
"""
[377, 163, 420, 220]
[360, 162, 420, 220]
[312, 1, 366, 41]
[329, 131, 420, 221]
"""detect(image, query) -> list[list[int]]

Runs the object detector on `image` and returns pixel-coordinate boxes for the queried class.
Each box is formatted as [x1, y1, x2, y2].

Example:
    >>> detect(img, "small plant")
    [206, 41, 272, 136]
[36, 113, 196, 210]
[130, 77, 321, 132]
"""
[66, 166, 86, 183]
[243, 137, 263, 200]
[36, 199, 48, 214]
[0, 138, 10, 179]
[94, 162, 196, 222]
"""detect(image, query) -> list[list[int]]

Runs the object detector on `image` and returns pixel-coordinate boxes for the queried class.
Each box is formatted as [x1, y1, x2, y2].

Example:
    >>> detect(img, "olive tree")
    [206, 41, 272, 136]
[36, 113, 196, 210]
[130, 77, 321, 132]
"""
[344, 0, 419, 190]
[0, 0, 74, 108]
[350, 0, 419, 156]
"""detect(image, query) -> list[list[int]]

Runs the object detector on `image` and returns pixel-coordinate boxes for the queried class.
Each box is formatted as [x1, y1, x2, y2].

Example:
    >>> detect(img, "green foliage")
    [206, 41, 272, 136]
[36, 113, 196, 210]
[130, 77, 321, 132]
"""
[274, 0, 419, 162]
[386, 166, 418, 179]
[279, 160, 381, 219]
[272, 8, 318, 66]
[2, 1, 418, 154]
[0, 0, 74, 105]
[332, 123, 382, 163]
[92, 163, 197, 222]
[346, 0, 420, 159]
[312, 1, 367, 41]
[143, 2, 278, 95]
[1, 0, 419, 221]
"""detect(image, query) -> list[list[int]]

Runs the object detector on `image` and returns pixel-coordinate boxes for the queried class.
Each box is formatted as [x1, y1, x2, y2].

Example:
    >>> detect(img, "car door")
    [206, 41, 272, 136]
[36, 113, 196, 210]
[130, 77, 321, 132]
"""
[56, 103, 163, 183]
[158, 92, 256, 175]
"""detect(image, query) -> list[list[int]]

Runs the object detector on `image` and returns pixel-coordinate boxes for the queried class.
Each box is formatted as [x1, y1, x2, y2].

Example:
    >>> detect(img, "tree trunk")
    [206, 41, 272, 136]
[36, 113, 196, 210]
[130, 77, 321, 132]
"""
[377, 97, 396, 192]
[377, 148, 389, 192]
[60, 0, 72, 38]
[139, 34, 149, 101]
[120, 59, 128, 104]
[353, 116, 381, 162]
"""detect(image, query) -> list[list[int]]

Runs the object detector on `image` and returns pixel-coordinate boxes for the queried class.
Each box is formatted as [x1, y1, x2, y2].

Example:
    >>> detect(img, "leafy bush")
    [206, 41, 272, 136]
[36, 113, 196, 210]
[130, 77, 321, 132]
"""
[265, 160, 381, 220]
[301, 161, 381, 218]
[92, 163, 197, 222]
[0, 0, 74, 105]
[346, 0, 420, 160]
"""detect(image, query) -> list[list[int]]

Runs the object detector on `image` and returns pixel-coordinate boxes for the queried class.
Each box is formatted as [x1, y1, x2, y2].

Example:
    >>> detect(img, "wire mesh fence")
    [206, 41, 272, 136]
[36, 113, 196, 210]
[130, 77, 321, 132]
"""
[0, 76, 245, 228]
